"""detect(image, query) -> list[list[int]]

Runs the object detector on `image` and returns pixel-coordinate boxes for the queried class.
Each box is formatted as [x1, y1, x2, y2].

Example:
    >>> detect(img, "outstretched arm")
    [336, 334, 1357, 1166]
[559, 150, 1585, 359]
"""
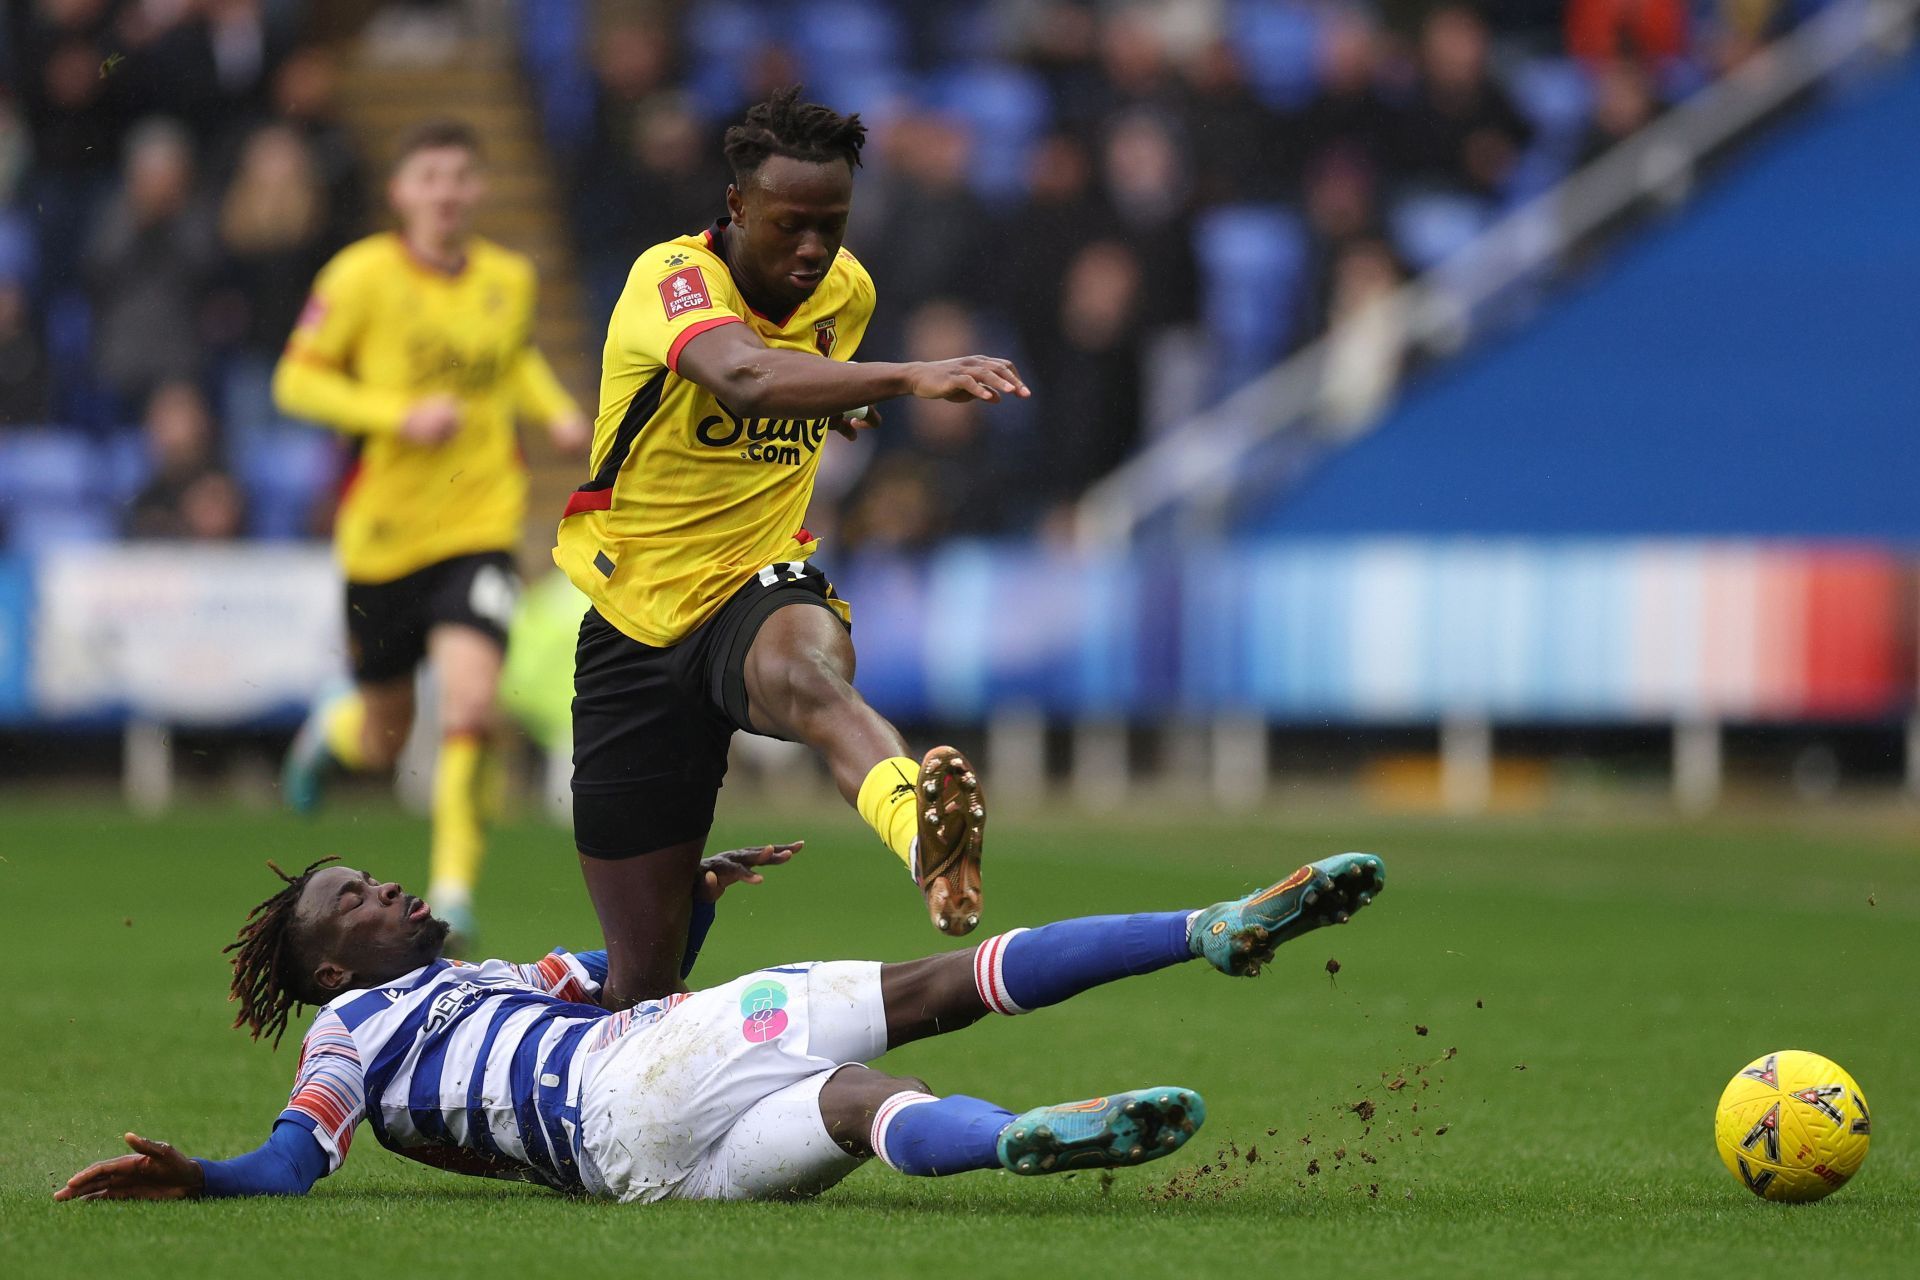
[675, 321, 1028, 420]
[54, 1123, 328, 1202]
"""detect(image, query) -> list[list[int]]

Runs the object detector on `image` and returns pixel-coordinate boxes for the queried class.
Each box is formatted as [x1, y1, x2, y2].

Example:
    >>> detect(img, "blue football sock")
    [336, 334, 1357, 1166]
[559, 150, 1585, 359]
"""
[974, 911, 1195, 1014]
[870, 1093, 1014, 1176]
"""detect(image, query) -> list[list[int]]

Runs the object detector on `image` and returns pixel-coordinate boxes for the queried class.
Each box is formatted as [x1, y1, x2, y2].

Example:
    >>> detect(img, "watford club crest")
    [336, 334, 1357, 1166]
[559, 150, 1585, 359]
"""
[814, 315, 837, 357]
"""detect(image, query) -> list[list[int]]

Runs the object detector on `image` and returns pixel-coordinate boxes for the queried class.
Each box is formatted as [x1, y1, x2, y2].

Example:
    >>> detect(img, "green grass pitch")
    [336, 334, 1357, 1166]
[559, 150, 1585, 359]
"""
[3, 797, 1916, 1277]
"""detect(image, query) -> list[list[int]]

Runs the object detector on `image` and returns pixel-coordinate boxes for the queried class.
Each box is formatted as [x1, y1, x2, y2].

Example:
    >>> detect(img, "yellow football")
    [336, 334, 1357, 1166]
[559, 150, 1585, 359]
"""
[1714, 1050, 1871, 1202]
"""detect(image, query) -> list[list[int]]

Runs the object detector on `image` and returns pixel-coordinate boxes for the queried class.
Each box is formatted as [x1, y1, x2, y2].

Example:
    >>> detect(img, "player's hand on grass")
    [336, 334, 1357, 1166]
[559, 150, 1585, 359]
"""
[830, 405, 879, 441]
[548, 412, 592, 456]
[907, 356, 1030, 404]
[697, 841, 802, 903]
[54, 1133, 204, 1202]
[399, 394, 462, 446]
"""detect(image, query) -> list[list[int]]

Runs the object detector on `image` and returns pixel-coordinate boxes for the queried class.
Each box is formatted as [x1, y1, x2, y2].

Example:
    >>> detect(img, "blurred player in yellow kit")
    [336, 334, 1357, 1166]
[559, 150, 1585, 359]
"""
[275, 120, 589, 950]
[558, 89, 1030, 1006]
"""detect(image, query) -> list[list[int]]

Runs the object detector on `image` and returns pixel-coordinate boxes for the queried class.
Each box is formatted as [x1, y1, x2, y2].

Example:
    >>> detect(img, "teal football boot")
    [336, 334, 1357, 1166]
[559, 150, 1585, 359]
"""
[998, 1087, 1205, 1176]
[1190, 853, 1386, 977]
[281, 681, 353, 816]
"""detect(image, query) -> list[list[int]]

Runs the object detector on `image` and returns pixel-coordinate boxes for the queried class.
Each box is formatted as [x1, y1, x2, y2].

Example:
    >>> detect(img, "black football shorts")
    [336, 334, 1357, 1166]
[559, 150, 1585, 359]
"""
[344, 551, 518, 684]
[570, 560, 850, 858]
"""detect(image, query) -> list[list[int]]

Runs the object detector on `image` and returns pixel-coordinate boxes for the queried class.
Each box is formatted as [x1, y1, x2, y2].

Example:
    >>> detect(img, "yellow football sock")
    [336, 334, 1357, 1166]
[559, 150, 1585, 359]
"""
[857, 756, 920, 871]
[429, 732, 485, 905]
[321, 691, 370, 771]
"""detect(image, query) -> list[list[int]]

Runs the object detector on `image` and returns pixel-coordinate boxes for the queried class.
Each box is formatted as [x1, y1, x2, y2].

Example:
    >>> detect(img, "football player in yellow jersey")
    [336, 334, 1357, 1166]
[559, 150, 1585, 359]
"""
[275, 121, 589, 949]
[557, 89, 1030, 1006]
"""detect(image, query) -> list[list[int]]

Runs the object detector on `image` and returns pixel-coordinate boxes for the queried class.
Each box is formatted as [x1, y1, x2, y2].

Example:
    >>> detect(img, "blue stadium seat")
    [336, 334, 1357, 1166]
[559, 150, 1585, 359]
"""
[1512, 59, 1596, 152]
[1192, 204, 1308, 394]
[682, 1, 777, 119]
[0, 431, 93, 506]
[1232, 1, 1324, 111]
[516, 0, 595, 151]
[1658, 57, 1711, 103]
[1505, 60, 1593, 202]
[925, 64, 1052, 204]
[1390, 193, 1491, 271]
[3, 501, 116, 554]
[685, 57, 743, 121]
[239, 428, 337, 541]
[789, 1, 907, 83]
[684, 0, 774, 66]
[922, 0, 1002, 65]
[809, 68, 912, 123]
[0, 210, 34, 286]
[40, 290, 127, 430]
[42, 289, 90, 373]
[99, 432, 149, 507]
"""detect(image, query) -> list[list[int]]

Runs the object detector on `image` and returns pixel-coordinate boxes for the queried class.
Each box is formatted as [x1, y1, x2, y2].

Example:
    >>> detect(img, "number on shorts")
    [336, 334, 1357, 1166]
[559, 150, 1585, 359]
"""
[756, 562, 808, 587]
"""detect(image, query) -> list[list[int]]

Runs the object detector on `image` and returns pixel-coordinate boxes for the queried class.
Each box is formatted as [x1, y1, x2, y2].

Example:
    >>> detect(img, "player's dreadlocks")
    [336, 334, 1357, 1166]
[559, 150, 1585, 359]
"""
[223, 856, 338, 1049]
[722, 85, 866, 182]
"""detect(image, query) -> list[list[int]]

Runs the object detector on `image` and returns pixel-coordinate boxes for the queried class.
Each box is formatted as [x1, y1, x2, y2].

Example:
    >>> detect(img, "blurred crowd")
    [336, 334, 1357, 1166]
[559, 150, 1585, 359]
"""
[545, 0, 1828, 548]
[1, 0, 1831, 554]
[1, 0, 359, 549]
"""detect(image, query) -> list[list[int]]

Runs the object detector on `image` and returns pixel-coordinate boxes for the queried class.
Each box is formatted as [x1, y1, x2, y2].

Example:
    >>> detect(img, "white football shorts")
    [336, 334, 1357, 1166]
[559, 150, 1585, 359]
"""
[576, 960, 888, 1203]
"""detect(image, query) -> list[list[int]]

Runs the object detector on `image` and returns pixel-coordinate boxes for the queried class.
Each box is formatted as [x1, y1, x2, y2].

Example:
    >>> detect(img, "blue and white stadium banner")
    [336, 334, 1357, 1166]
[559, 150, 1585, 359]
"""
[0, 540, 1908, 727]
[30, 545, 344, 725]
[1170, 541, 1906, 721]
[836, 540, 1910, 723]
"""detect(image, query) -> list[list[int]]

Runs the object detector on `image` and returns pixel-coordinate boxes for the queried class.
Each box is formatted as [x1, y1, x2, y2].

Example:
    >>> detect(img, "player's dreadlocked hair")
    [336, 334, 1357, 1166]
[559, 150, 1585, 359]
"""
[722, 85, 866, 183]
[223, 856, 338, 1048]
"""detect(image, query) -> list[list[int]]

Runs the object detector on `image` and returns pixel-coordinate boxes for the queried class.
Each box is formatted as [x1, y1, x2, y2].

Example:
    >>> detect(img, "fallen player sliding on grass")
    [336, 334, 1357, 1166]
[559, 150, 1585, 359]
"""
[55, 846, 1384, 1204]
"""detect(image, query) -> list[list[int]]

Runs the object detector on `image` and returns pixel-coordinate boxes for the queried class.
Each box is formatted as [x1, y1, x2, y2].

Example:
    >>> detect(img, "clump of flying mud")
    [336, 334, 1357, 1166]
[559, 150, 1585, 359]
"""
[1148, 1019, 1463, 1204]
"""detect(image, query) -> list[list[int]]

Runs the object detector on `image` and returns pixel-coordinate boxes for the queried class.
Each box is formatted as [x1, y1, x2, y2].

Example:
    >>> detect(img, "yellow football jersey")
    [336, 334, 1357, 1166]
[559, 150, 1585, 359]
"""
[274, 232, 579, 584]
[554, 220, 874, 647]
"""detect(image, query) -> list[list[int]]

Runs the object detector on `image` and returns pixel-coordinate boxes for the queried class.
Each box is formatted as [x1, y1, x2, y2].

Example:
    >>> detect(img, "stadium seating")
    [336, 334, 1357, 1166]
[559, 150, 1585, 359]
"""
[0, 0, 1874, 560]
[1232, 1, 1325, 111]
[682, 0, 778, 119]
[40, 290, 105, 429]
[924, 64, 1053, 205]
[237, 428, 338, 541]
[0, 430, 146, 548]
[98, 432, 147, 507]
[0, 433, 111, 551]
[1507, 58, 1596, 197]
[1193, 204, 1309, 393]
[791, 1, 910, 90]
[1237, 57, 1920, 539]
[0, 212, 33, 284]
[2, 504, 116, 554]
[1388, 193, 1492, 272]
[515, 0, 595, 152]
[0, 432, 94, 508]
